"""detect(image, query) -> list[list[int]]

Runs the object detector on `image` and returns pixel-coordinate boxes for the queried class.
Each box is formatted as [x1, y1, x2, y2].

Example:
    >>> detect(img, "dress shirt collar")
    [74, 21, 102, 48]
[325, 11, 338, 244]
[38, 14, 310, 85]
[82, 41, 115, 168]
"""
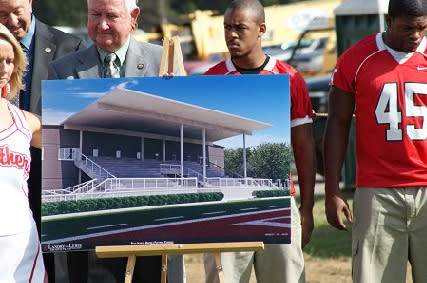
[20, 15, 35, 50]
[97, 35, 130, 67]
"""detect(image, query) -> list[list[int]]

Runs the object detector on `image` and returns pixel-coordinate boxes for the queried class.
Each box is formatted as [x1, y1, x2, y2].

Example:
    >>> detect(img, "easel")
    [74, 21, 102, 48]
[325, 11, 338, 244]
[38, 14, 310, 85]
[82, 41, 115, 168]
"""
[159, 36, 186, 76]
[96, 242, 264, 283]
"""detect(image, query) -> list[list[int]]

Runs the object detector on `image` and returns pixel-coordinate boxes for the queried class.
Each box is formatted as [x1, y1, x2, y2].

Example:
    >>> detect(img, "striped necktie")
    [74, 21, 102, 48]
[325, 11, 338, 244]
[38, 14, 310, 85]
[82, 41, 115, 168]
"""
[104, 53, 120, 78]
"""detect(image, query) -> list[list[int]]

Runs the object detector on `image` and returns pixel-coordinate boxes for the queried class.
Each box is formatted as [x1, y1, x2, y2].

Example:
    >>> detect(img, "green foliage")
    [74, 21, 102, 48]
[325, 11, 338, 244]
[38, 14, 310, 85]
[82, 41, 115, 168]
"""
[253, 189, 290, 198]
[297, 191, 354, 258]
[224, 147, 252, 177]
[33, 0, 306, 30]
[33, 0, 88, 27]
[225, 143, 291, 181]
[249, 143, 291, 181]
[42, 192, 224, 216]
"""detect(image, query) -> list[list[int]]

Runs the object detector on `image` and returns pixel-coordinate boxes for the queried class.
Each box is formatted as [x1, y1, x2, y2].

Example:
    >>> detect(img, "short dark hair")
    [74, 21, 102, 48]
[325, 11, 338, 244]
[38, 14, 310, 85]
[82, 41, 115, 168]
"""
[226, 0, 265, 23]
[388, 0, 427, 17]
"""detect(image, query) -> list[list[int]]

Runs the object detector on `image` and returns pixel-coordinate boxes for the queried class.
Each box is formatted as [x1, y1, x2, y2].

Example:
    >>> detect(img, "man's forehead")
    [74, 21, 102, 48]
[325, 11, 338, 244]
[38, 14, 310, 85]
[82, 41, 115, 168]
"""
[392, 14, 427, 25]
[89, 0, 125, 8]
[0, 0, 30, 8]
[224, 8, 259, 24]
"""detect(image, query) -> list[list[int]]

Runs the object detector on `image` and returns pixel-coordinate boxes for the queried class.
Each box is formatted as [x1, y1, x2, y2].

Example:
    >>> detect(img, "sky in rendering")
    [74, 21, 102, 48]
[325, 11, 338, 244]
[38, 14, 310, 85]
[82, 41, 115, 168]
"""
[42, 75, 290, 148]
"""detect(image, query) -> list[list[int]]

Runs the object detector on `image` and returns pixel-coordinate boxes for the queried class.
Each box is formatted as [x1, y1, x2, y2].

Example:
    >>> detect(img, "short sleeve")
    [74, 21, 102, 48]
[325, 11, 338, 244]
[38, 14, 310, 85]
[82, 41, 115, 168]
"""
[290, 71, 314, 128]
[331, 50, 358, 94]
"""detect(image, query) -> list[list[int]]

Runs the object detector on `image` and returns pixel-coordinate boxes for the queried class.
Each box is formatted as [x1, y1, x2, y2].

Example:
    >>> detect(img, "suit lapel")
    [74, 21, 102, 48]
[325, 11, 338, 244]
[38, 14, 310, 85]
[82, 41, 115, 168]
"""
[76, 45, 101, 78]
[32, 20, 56, 114]
[124, 37, 149, 77]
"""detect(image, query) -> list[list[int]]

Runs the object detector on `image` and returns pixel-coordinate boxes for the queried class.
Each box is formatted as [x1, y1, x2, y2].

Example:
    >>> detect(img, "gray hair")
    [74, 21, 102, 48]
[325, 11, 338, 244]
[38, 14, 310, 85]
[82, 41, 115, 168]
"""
[87, 0, 139, 13]
[124, 0, 138, 12]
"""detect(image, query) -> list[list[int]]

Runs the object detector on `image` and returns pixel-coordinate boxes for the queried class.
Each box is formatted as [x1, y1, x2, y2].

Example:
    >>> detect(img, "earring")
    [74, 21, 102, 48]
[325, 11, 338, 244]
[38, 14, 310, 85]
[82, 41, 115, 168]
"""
[2, 83, 10, 98]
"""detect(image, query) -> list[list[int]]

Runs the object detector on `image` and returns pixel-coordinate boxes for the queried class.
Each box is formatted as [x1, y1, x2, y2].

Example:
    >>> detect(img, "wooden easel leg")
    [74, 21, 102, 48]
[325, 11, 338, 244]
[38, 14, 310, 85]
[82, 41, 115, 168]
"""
[124, 255, 136, 283]
[161, 255, 168, 283]
[215, 252, 225, 283]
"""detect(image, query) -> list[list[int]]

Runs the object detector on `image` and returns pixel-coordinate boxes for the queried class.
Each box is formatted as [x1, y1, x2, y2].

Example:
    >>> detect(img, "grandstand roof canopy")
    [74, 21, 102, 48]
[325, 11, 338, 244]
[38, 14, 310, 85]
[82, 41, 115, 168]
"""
[63, 89, 271, 141]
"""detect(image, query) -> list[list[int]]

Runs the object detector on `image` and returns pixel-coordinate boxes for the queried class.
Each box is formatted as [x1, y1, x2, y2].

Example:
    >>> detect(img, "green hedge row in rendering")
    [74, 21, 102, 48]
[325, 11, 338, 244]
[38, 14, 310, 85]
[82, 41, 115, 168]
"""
[42, 192, 224, 216]
[252, 189, 290, 198]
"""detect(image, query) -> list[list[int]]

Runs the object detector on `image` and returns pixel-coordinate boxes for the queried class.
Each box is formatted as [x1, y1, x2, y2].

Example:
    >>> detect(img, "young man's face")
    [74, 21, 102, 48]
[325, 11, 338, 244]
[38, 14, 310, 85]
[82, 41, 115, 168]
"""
[386, 14, 427, 52]
[223, 8, 265, 59]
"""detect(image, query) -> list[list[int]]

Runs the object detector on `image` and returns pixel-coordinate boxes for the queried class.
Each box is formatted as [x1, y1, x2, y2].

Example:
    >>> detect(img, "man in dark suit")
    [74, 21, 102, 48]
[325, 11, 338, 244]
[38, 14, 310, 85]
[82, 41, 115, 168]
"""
[49, 0, 183, 282]
[0, 0, 85, 115]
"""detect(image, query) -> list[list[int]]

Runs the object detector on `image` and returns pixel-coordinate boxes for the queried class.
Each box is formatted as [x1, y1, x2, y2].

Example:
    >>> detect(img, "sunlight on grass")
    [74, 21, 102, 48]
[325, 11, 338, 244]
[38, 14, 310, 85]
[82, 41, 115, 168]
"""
[298, 190, 354, 258]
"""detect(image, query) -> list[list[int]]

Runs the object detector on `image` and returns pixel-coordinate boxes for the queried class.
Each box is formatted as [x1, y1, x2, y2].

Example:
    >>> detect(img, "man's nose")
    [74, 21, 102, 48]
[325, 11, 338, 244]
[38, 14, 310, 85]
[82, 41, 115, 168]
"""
[6, 13, 19, 27]
[98, 17, 109, 30]
[226, 29, 238, 39]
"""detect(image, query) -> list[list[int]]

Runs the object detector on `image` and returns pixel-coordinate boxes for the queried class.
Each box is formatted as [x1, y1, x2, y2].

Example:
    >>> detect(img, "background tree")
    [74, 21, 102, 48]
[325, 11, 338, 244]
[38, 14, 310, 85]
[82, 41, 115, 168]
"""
[248, 143, 291, 181]
[33, 0, 307, 30]
[33, 0, 87, 27]
[224, 147, 252, 177]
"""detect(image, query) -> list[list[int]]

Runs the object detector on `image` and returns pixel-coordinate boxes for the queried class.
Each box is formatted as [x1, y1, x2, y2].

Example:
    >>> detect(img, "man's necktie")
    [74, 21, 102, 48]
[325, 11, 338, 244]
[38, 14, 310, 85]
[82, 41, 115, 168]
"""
[104, 53, 120, 78]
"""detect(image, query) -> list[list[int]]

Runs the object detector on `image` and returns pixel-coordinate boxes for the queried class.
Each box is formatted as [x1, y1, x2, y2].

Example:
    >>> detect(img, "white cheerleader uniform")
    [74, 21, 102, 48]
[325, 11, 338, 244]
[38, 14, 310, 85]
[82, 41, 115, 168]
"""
[0, 102, 45, 282]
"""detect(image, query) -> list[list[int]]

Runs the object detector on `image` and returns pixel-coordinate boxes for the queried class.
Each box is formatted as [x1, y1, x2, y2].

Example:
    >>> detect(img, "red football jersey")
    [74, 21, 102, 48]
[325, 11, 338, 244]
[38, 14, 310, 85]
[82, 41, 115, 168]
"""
[333, 33, 427, 187]
[205, 56, 315, 194]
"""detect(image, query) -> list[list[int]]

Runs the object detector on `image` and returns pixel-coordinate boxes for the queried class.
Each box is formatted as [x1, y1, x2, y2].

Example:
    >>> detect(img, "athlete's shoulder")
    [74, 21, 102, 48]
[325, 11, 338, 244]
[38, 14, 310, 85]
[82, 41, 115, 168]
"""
[273, 60, 298, 75]
[204, 61, 228, 75]
[339, 34, 379, 63]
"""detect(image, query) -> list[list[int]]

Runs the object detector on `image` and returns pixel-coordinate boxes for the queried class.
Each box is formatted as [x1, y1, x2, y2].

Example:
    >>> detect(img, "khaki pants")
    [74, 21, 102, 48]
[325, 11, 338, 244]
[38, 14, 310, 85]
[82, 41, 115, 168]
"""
[353, 187, 427, 283]
[204, 197, 305, 283]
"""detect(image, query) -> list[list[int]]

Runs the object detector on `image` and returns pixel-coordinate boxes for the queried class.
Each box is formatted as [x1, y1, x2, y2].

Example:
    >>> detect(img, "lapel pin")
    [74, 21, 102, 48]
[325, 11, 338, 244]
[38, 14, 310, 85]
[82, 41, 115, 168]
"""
[137, 63, 144, 70]
[45, 47, 52, 53]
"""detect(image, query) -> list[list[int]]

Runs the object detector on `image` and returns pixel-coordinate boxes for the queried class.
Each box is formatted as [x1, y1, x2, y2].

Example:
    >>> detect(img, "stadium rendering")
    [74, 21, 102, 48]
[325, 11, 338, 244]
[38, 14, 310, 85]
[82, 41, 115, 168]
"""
[42, 87, 281, 203]
[41, 76, 292, 249]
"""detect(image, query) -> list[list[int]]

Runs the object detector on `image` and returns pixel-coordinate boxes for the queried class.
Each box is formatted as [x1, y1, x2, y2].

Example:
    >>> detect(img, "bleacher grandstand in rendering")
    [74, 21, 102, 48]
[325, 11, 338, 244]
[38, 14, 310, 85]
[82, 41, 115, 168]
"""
[42, 88, 283, 203]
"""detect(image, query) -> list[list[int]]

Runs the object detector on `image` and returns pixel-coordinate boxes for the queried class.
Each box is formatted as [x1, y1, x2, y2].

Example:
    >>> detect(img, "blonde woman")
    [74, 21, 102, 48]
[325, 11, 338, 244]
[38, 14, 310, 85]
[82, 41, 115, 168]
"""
[0, 23, 45, 282]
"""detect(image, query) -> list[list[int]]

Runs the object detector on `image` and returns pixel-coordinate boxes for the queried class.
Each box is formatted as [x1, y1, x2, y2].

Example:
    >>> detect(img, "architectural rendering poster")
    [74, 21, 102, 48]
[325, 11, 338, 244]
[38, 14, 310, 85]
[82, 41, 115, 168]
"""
[41, 75, 291, 252]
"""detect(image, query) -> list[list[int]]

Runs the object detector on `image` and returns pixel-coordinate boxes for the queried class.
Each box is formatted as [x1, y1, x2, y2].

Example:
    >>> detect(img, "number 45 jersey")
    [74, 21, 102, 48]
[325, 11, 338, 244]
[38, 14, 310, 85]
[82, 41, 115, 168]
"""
[332, 33, 427, 188]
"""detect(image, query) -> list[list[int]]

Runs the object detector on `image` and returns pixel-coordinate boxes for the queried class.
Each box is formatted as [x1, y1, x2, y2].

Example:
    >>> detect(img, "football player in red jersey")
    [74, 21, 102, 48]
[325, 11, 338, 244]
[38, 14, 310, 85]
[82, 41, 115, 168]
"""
[324, 0, 427, 281]
[203, 1, 316, 282]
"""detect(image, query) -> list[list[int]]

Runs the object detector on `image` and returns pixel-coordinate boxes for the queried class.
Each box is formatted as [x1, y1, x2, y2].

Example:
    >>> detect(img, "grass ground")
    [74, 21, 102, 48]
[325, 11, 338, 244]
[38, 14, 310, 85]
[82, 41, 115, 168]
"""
[184, 190, 414, 282]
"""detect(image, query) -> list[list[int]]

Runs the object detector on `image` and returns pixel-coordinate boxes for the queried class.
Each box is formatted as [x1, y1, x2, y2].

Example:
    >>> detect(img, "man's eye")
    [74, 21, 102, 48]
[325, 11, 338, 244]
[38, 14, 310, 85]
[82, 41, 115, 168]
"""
[107, 14, 119, 20]
[14, 8, 25, 15]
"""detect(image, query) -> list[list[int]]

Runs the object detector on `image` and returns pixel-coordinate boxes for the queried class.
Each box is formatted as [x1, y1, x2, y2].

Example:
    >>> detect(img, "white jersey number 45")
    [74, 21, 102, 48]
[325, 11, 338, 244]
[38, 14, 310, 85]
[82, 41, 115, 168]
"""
[375, 82, 427, 141]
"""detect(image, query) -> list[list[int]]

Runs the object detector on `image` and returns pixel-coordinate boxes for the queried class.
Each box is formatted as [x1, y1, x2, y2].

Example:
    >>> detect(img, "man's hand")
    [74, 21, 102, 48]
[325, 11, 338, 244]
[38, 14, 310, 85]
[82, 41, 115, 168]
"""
[325, 189, 352, 231]
[299, 206, 314, 249]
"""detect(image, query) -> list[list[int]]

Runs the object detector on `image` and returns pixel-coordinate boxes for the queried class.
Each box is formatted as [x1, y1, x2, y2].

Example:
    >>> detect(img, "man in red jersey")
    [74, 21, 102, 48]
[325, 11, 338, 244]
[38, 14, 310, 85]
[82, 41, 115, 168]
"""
[203, 0, 316, 282]
[324, 0, 427, 281]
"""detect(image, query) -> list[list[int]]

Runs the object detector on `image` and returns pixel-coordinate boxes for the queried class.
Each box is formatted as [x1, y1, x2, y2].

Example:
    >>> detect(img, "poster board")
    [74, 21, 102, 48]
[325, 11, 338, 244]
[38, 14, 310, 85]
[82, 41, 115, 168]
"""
[41, 75, 291, 252]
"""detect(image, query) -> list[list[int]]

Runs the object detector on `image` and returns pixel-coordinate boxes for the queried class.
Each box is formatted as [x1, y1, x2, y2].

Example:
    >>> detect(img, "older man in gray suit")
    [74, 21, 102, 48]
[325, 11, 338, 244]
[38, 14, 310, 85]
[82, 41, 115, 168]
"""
[49, 0, 182, 282]
[49, 0, 163, 80]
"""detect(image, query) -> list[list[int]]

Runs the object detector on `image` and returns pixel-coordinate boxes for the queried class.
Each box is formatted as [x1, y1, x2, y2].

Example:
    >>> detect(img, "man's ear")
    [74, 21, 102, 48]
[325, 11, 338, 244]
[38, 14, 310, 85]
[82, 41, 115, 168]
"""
[29, 0, 33, 13]
[259, 23, 266, 38]
[385, 14, 392, 30]
[130, 7, 140, 31]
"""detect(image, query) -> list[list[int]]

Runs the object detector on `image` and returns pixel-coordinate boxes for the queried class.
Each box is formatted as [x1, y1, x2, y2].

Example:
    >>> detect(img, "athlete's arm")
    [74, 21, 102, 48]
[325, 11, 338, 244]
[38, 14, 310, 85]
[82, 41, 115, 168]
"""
[323, 86, 354, 231]
[24, 111, 42, 149]
[292, 123, 316, 248]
